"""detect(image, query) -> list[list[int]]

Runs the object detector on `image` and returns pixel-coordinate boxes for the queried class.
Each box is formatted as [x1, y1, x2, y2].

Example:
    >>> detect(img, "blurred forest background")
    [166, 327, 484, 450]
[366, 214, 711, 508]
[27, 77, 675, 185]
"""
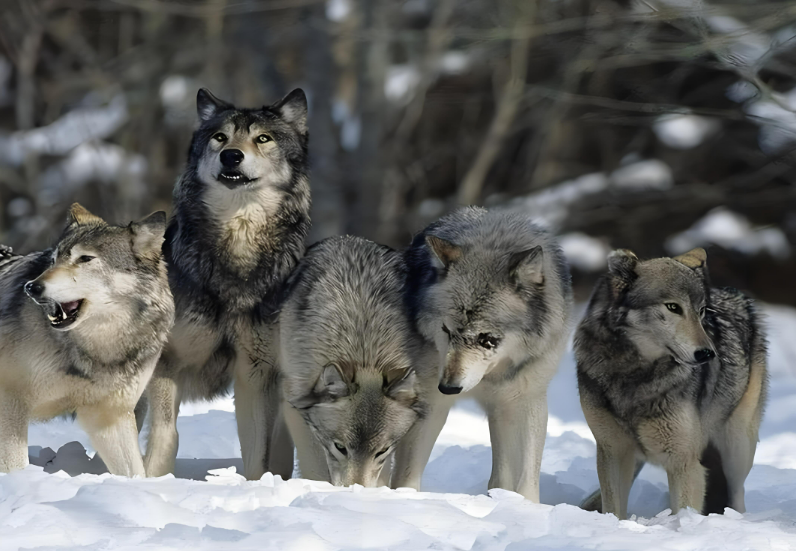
[1, 0, 795, 302]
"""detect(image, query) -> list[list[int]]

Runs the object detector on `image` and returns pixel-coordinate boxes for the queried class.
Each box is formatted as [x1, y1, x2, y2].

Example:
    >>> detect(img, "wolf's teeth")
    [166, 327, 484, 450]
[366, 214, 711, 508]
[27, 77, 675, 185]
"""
[47, 314, 57, 322]
[62, 311, 67, 320]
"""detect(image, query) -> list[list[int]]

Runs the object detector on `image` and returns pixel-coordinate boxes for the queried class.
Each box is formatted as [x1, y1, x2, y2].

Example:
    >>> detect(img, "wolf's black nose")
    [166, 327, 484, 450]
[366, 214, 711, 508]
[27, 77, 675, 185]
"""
[24, 280, 44, 299]
[438, 384, 463, 395]
[220, 148, 244, 167]
[694, 349, 715, 363]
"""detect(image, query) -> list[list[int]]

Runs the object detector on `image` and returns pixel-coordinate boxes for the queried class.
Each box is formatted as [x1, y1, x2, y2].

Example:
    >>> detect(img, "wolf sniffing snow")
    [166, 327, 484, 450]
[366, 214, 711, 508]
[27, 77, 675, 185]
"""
[143, 88, 311, 480]
[399, 207, 573, 501]
[0, 204, 173, 477]
[576, 248, 768, 518]
[280, 236, 435, 487]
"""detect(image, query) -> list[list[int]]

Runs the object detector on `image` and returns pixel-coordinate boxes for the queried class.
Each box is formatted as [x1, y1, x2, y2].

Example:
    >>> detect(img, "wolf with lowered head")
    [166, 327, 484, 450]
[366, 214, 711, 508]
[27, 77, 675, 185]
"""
[143, 88, 310, 480]
[400, 207, 573, 501]
[576, 248, 768, 519]
[0, 204, 173, 476]
[280, 236, 434, 487]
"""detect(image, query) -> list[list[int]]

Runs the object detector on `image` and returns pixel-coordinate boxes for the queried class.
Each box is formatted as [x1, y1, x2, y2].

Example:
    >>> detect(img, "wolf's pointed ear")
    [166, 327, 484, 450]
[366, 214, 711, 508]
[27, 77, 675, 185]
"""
[608, 249, 638, 279]
[673, 248, 707, 270]
[426, 235, 461, 270]
[509, 246, 544, 287]
[197, 88, 232, 122]
[273, 88, 308, 135]
[385, 368, 418, 406]
[67, 203, 105, 227]
[288, 363, 351, 409]
[607, 249, 638, 299]
[129, 211, 167, 259]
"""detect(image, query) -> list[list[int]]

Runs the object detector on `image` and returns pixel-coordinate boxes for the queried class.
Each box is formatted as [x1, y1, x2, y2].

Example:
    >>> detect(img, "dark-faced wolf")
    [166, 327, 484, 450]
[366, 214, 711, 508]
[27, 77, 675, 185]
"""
[576, 248, 768, 518]
[280, 236, 435, 487]
[143, 88, 310, 480]
[399, 207, 573, 501]
[0, 204, 173, 477]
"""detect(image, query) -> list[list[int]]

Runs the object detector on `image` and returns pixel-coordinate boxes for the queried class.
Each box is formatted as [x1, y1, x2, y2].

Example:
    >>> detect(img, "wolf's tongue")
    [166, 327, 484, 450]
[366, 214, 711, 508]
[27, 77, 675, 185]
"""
[61, 300, 80, 316]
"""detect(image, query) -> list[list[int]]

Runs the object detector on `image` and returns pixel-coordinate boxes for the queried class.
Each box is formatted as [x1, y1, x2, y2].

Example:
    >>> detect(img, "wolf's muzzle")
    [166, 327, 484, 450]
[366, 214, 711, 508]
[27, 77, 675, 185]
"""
[220, 148, 244, 168]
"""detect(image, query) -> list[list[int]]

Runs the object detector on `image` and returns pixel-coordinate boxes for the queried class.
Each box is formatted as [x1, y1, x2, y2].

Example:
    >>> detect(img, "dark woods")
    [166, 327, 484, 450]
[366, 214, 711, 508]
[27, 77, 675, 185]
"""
[0, 0, 795, 301]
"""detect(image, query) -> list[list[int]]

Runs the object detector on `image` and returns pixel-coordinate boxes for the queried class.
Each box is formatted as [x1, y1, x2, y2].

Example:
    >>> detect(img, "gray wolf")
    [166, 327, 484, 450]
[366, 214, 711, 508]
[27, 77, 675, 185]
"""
[143, 88, 310, 480]
[398, 207, 573, 501]
[576, 248, 768, 518]
[279, 236, 434, 487]
[0, 204, 173, 477]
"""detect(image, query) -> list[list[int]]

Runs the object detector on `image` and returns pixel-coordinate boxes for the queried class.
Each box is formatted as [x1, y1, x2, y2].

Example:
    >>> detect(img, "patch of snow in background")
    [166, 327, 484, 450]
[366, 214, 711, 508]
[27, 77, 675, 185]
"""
[326, 0, 352, 22]
[746, 88, 796, 153]
[36, 142, 147, 208]
[609, 159, 673, 191]
[726, 80, 758, 103]
[559, 232, 611, 272]
[653, 114, 721, 149]
[384, 65, 422, 104]
[0, 95, 127, 166]
[511, 172, 609, 228]
[332, 99, 361, 151]
[439, 51, 470, 75]
[666, 207, 791, 259]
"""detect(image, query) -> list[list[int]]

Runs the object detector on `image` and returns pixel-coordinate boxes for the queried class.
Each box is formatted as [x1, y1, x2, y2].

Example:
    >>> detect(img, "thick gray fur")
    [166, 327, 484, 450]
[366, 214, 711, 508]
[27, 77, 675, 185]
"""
[280, 235, 435, 488]
[576, 248, 768, 518]
[399, 206, 573, 501]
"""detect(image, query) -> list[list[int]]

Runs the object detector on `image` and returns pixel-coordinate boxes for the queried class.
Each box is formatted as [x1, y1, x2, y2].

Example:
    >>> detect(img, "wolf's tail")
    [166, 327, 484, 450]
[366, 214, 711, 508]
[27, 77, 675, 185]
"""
[579, 460, 645, 513]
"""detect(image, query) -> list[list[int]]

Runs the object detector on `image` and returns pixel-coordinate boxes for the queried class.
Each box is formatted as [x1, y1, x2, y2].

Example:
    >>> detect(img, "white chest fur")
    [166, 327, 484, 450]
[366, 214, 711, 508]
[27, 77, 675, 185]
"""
[204, 183, 283, 272]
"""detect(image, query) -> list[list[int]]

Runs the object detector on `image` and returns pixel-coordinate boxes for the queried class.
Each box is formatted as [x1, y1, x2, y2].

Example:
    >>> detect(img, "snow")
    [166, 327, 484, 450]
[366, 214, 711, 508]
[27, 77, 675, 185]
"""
[558, 232, 610, 272]
[6, 305, 796, 550]
[0, 96, 127, 166]
[610, 159, 673, 191]
[666, 207, 791, 259]
[746, 88, 796, 154]
[653, 114, 721, 149]
[325, 0, 352, 22]
[36, 142, 147, 208]
[384, 65, 422, 104]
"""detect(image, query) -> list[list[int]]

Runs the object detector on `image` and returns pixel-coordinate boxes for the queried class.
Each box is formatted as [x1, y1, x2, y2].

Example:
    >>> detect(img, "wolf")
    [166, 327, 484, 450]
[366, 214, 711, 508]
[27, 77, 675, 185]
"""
[397, 207, 573, 501]
[576, 248, 768, 519]
[143, 88, 311, 480]
[279, 236, 434, 487]
[0, 204, 173, 477]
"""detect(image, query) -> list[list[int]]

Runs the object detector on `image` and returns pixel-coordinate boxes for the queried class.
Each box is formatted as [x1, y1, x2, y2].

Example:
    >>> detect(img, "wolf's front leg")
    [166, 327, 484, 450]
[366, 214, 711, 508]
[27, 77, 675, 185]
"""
[234, 362, 289, 480]
[283, 402, 329, 481]
[666, 459, 706, 513]
[482, 391, 547, 502]
[391, 394, 452, 490]
[0, 389, 29, 472]
[143, 374, 181, 477]
[582, 396, 638, 519]
[78, 403, 144, 477]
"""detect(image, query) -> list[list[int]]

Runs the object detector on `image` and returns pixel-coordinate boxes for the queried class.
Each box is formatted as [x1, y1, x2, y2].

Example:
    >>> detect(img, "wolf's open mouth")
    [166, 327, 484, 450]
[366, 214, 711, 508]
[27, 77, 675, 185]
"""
[41, 299, 84, 329]
[218, 171, 257, 186]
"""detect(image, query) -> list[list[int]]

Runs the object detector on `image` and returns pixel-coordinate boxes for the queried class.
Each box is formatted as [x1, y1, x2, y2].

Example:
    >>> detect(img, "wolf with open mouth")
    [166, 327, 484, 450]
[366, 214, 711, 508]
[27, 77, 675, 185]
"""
[0, 204, 174, 476]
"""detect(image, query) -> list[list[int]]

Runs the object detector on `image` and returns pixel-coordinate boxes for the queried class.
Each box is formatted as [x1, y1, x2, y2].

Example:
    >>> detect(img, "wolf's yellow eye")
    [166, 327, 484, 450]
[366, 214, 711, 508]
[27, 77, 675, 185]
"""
[334, 442, 348, 456]
[213, 133, 227, 142]
[256, 134, 271, 144]
[77, 255, 95, 264]
[665, 303, 683, 315]
[375, 447, 390, 459]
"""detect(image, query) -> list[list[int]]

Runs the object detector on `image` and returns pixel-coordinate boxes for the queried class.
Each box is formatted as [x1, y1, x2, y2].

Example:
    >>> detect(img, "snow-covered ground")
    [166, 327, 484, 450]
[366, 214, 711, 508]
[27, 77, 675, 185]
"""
[4, 305, 796, 550]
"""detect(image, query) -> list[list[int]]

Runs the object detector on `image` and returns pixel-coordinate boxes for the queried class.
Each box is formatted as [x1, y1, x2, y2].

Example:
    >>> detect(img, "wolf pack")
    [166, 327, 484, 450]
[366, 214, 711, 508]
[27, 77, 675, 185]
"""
[0, 89, 768, 521]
